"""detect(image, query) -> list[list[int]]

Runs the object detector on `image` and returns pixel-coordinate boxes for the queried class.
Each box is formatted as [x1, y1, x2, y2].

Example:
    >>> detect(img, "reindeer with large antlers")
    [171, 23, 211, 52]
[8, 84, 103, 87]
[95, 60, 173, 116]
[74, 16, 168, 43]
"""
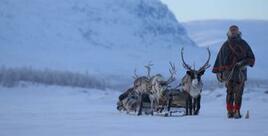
[180, 47, 211, 115]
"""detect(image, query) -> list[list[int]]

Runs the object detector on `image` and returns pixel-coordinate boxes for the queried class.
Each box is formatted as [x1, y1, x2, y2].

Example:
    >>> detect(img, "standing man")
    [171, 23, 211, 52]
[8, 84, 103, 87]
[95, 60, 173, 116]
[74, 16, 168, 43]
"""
[212, 25, 255, 119]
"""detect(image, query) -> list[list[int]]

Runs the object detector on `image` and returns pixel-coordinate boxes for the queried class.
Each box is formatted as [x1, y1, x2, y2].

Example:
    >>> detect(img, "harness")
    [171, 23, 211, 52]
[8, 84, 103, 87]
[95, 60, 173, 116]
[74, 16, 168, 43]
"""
[217, 42, 246, 83]
[225, 65, 245, 83]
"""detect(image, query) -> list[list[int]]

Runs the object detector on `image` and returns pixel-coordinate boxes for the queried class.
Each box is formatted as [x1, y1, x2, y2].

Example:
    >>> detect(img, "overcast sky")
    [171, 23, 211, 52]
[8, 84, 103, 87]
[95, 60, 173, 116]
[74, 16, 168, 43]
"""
[160, 0, 268, 22]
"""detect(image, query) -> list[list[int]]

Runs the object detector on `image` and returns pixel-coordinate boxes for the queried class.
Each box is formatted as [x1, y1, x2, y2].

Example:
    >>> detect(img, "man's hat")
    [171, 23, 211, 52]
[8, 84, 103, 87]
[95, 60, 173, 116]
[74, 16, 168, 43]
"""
[229, 25, 239, 30]
[227, 25, 241, 38]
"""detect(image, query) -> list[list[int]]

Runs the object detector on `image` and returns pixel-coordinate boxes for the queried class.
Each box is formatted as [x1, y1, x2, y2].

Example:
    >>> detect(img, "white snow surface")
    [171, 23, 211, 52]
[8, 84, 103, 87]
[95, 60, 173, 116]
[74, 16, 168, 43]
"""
[0, 85, 267, 136]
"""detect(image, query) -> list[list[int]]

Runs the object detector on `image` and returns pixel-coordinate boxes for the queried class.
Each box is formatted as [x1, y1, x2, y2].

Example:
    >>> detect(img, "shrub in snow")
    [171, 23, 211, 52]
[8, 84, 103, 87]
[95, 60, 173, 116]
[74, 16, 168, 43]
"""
[0, 66, 107, 89]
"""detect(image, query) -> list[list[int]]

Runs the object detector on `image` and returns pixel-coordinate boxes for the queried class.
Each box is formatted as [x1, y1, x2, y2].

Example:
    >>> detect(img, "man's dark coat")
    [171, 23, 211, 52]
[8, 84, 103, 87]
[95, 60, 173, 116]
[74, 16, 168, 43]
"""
[212, 38, 255, 81]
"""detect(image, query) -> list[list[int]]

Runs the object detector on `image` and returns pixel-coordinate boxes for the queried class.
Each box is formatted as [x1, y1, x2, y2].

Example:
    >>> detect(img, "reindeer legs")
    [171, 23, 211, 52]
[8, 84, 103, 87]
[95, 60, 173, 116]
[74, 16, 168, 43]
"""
[185, 93, 193, 115]
[137, 94, 144, 116]
[193, 95, 201, 115]
[149, 95, 155, 116]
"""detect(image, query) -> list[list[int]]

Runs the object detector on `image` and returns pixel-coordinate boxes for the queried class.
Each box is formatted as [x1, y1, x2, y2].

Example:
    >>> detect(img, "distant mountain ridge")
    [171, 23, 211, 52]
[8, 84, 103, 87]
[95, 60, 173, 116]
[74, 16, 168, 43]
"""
[0, 0, 196, 78]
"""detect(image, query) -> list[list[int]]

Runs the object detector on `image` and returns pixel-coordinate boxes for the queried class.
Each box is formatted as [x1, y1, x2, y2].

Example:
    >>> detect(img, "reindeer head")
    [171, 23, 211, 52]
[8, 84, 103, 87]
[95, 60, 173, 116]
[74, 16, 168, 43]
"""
[150, 62, 176, 95]
[181, 48, 211, 97]
[132, 62, 176, 96]
[132, 62, 153, 94]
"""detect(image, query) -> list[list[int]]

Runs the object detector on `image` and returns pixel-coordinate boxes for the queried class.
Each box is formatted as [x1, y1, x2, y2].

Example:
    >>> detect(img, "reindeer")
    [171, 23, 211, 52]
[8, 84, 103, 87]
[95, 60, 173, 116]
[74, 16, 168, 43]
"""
[136, 62, 177, 115]
[117, 87, 141, 114]
[116, 74, 150, 114]
[117, 62, 176, 116]
[116, 63, 152, 115]
[180, 47, 211, 115]
[117, 87, 137, 112]
[149, 62, 176, 112]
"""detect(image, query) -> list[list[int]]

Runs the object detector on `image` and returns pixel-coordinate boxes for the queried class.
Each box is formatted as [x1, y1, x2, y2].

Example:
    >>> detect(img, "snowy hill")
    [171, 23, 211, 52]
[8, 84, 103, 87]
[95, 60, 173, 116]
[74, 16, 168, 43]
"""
[0, 0, 196, 81]
[183, 20, 268, 79]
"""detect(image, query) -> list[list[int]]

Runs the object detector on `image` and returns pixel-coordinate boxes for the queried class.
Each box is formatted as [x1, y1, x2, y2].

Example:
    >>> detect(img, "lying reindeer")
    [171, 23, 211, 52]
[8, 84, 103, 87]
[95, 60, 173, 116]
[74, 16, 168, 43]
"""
[180, 47, 211, 115]
[117, 66, 152, 114]
[117, 87, 139, 113]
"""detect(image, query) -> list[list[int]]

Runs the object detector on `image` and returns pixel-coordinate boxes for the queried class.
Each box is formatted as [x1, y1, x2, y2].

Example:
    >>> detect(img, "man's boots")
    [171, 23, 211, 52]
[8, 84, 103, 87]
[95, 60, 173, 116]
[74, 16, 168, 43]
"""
[233, 104, 242, 119]
[227, 103, 234, 118]
[227, 112, 233, 118]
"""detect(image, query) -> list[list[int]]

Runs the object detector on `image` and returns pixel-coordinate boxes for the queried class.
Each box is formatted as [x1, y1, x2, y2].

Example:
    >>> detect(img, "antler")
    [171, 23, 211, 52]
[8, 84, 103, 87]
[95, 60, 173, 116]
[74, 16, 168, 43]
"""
[166, 62, 176, 83]
[132, 68, 139, 79]
[180, 47, 192, 70]
[198, 48, 211, 72]
[144, 61, 154, 78]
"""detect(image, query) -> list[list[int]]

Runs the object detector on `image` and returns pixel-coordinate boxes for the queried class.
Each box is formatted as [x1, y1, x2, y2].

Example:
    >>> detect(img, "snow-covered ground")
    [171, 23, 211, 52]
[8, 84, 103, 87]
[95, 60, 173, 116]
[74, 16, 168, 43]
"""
[0, 84, 267, 136]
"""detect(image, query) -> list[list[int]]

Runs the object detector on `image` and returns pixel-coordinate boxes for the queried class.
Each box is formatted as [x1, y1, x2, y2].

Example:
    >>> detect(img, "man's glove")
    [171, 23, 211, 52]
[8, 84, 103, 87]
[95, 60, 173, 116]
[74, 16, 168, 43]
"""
[216, 72, 224, 82]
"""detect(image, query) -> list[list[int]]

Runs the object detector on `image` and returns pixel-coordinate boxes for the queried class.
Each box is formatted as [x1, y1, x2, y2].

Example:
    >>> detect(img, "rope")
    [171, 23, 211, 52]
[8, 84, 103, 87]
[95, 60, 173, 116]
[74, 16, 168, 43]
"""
[225, 64, 245, 83]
